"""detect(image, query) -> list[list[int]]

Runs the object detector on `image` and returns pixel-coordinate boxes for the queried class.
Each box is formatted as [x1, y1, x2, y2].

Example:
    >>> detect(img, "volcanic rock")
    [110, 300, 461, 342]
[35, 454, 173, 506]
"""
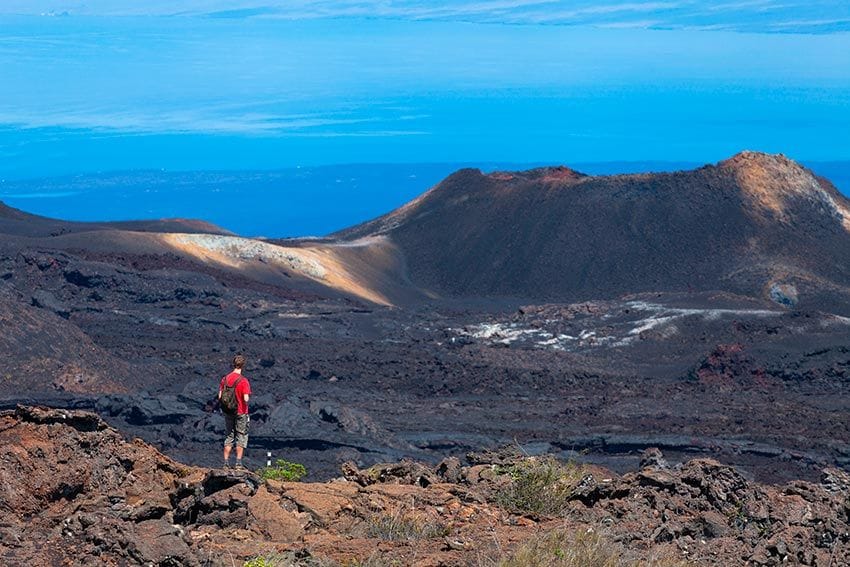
[3, 406, 850, 566]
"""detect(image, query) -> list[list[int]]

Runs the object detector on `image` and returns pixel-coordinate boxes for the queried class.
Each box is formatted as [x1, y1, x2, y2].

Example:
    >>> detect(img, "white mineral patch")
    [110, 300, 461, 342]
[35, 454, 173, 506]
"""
[171, 234, 327, 279]
[629, 315, 677, 335]
[624, 302, 779, 338]
[463, 323, 542, 344]
[452, 300, 784, 352]
[821, 314, 850, 326]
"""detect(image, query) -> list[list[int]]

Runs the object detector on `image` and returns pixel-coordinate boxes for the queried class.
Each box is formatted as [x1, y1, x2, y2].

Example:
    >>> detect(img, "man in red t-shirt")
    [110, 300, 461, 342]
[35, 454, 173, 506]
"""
[218, 354, 252, 469]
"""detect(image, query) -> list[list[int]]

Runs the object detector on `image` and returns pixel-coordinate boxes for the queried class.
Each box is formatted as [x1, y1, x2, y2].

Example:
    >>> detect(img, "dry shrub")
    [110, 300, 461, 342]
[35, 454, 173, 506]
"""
[495, 456, 585, 516]
[243, 551, 400, 567]
[489, 529, 693, 567]
[334, 555, 402, 567]
[358, 507, 450, 542]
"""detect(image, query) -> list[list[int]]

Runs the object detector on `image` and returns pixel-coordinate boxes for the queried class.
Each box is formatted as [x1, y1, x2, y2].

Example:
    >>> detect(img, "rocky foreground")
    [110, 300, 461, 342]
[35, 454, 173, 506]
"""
[1, 407, 849, 566]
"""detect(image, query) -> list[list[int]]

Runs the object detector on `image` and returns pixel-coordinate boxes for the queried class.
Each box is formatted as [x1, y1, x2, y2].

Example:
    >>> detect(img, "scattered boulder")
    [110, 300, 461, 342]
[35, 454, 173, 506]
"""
[342, 459, 438, 487]
[96, 394, 200, 426]
[639, 447, 669, 469]
[770, 283, 799, 307]
[31, 289, 70, 318]
[466, 444, 524, 466]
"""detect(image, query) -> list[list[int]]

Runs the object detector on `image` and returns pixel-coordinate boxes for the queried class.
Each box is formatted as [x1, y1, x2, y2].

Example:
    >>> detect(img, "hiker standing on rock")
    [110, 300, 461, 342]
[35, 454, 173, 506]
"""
[219, 354, 251, 470]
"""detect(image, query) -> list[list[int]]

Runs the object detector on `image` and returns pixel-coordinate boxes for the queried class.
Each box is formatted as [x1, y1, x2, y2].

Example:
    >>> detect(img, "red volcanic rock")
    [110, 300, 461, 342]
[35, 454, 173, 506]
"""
[487, 166, 586, 183]
[693, 344, 781, 391]
[3, 406, 850, 566]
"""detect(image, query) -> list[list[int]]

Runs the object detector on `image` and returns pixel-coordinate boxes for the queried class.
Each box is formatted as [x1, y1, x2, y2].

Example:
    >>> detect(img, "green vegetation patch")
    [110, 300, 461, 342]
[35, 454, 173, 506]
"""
[256, 459, 307, 482]
[244, 552, 310, 567]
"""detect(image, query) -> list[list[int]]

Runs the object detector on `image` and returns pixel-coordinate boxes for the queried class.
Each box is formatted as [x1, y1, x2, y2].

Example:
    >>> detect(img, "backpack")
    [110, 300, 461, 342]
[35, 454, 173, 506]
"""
[220, 376, 243, 415]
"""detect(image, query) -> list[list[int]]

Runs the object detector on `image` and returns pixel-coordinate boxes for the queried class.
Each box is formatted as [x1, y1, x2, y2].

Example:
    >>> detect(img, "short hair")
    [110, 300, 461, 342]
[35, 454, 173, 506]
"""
[232, 354, 246, 369]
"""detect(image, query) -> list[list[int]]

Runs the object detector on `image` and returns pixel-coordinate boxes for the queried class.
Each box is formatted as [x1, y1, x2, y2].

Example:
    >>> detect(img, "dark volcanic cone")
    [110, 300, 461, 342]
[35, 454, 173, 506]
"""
[337, 152, 850, 312]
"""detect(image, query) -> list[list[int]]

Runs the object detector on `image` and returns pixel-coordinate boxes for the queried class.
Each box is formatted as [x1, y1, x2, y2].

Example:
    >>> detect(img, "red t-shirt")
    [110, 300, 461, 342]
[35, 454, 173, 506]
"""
[219, 372, 251, 415]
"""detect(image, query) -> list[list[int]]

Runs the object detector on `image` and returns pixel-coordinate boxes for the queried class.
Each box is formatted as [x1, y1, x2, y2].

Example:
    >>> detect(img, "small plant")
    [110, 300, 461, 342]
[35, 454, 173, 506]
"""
[256, 459, 307, 482]
[244, 554, 287, 567]
[244, 556, 283, 567]
[498, 529, 616, 567]
[243, 551, 334, 567]
[366, 511, 450, 541]
[242, 550, 403, 567]
[338, 556, 403, 567]
[495, 456, 585, 516]
[489, 529, 693, 567]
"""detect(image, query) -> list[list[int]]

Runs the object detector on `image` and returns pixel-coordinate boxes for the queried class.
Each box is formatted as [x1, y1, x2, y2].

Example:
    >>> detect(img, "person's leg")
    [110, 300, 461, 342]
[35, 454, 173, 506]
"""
[223, 414, 236, 466]
[234, 414, 249, 468]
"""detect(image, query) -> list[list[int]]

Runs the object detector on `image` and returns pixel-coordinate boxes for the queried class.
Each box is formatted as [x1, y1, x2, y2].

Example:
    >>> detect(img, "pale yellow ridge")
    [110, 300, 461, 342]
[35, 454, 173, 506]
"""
[162, 233, 394, 306]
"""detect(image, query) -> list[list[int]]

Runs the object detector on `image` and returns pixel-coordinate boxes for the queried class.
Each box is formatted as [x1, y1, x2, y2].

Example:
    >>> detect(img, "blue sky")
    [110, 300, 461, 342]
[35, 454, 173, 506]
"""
[0, 1, 848, 179]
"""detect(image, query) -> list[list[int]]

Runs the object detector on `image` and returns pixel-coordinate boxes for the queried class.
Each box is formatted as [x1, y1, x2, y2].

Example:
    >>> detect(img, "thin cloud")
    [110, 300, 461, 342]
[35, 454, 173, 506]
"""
[554, 2, 682, 17]
[0, 106, 425, 137]
[1, 1, 848, 34]
[767, 18, 850, 28]
[290, 130, 429, 137]
[704, 0, 778, 10]
[596, 19, 664, 28]
[515, 2, 683, 24]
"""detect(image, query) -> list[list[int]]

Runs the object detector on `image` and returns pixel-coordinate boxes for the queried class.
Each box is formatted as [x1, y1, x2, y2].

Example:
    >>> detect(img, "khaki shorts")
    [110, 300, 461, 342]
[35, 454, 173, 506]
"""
[224, 413, 249, 448]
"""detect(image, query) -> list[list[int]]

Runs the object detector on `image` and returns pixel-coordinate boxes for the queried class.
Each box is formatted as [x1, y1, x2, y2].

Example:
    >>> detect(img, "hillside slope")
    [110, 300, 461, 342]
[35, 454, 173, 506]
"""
[338, 152, 850, 311]
[0, 199, 232, 237]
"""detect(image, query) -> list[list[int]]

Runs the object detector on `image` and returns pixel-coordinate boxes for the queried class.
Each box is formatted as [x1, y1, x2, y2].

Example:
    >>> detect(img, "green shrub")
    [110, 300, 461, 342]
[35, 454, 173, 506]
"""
[495, 456, 584, 516]
[242, 551, 332, 567]
[256, 459, 307, 482]
[244, 554, 288, 567]
[245, 557, 271, 567]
